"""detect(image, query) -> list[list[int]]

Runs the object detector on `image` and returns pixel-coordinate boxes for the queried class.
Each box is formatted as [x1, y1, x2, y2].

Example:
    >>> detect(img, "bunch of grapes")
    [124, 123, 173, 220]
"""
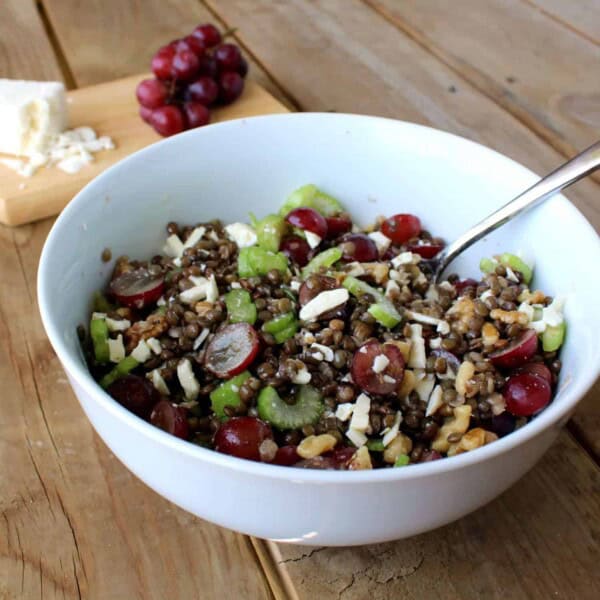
[136, 23, 249, 136]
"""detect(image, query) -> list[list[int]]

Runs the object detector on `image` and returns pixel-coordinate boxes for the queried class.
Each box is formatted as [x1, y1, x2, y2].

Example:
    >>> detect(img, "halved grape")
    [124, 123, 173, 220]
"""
[489, 329, 538, 369]
[285, 207, 328, 238]
[204, 323, 260, 378]
[109, 268, 165, 309]
[325, 215, 352, 239]
[515, 362, 552, 384]
[407, 242, 444, 259]
[271, 445, 300, 466]
[381, 214, 421, 244]
[351, 340, 405, 395]
[280, 235, 311, 267]
[339, 234, 378, 262]
[150, 400, 189, 439]
[214, 416, 273, 461]
[503, 372, 551, 416]
[107, 374, 159, 419]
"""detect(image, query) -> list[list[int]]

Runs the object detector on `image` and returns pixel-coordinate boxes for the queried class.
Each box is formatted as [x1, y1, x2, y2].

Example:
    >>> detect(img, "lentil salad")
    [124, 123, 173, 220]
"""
[81, 184, 566, 470]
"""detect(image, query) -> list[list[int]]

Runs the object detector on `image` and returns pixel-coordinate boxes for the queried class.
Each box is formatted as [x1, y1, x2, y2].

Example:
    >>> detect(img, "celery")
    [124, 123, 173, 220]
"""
[366, 439, 385, 452]
[100, 356, 139, 388]
[92, 291, 114, 313]
[301, 247, 343, 278]
[368, 302, 402, 328]
[542, 321, 566, 352]
[479, 257, 497, 274]
[210, 371, 252, 419]
[257, 385, 323, 430]
[90, 318, 110, 364]
[394, 454, 410, 467]
[254, 214, 287, 253]
[238, 247, 289, 278]
[499, 253, 533, 284]
[225, 289, 257, 325]
[263, 312, 296, 334]
[279, 184, 344, 217]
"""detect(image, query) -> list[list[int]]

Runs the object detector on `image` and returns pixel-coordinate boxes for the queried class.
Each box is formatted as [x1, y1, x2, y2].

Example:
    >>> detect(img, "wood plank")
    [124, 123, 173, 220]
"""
[205, 0, 600, 228]
[365, 0, 600, 162]
[39, 0, 294, 107]
[272, 432, 600, 599]
[0, 75, 288, 226]
[0, 0, 63, 80]
[523, 0, 600, 45]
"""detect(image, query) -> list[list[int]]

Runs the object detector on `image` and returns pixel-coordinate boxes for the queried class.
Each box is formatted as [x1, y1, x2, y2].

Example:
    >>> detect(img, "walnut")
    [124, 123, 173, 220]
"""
[348, 446, 373, 470]
[455, 361, 475, 396]
[432, 405, 472, 453]
[124, 313, 168, 352]
[490, 308, 529, 326]
[397, 369, 416, 398]
[194, 301, 213, 317]
[481, 322, 500, 346]
[447, 427, 498, 456]
[518, 289, 546, 304]
[297, 434, 337, 459]
[383, 433, 413, 464]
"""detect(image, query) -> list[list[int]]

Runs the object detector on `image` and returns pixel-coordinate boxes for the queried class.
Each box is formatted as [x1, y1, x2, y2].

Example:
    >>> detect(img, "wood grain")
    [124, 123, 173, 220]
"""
[40, 0, 293, 108]
[365, 0, 600, 162]
[0, 75, 287, 226]
[523, 0, 600, 45]
[272, 432, 600, 599]
[205, 0, 600, 227]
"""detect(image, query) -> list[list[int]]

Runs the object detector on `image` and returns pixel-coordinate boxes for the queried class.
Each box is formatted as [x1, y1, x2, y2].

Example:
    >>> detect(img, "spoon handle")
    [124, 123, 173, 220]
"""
[434, 140, 600, 281]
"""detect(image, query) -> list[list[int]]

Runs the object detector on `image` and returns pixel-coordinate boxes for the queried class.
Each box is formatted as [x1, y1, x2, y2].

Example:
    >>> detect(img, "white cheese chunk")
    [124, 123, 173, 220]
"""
[372, 354, 390, 374]
[177, 359, 200, 401]
[130, 339, 152, 363]
[425, 385, 444, 417]
[163, 234, 184, 258]
[0, 79, 67, 157]
[505, 267, 520, 283]
[480, 289, 493, 301]
[304, 231, 322, 249]
[299, 288, 349, 322]
[415, 374, 435, 403]
[290, 280, 301, 292]
[182, 226, 206, 250]
[230, 282, 241, 289]
[205, 274, 219, 303]
[349, 393, 371, 432]
[107, 334, 125, 363]
[193, 327, 210, 351]
[368, 231, 391, 254]
[346, 428, 368, 448]
[518, 302, 535, 323]
[179, 285, 208, 305]
[391, 252, 420, 267]
[311, 343, 334, 362]
[429, 337, 442, 349]
[149, 369, 170, 395]
[542, 297, 565, 327]
[335, 403, 355, 422]
[146, 337, 162, 355]
[382, 412, 403, 447]
[225, 222, 257, 248]
[105, 317, 131, 332]
[385, 279, 400, 299]
[291, 364, 312, 384]
[408, 324, 427, 369]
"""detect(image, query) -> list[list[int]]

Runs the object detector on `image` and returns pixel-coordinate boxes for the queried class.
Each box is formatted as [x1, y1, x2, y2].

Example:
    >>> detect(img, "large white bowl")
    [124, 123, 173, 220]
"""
[38, 114, 600, 545]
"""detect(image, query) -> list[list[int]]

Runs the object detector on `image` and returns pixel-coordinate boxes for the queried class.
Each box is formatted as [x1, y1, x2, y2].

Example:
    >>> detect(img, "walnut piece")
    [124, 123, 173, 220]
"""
[297, 434, 337, 459]
[490, 308, 529, 326]
[383, 433, 413, 464]
[125, 313, 168, 353]
[481, 322, 500, 346]
[432, 405, 472, 453]
[455, 360, 475, 396]
[447, 427, 499, 456]
[348, 446, 373, 470]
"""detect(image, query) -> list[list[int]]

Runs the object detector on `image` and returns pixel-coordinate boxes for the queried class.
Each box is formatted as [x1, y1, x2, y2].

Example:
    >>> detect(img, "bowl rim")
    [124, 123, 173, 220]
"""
[38, 111, 600, 485]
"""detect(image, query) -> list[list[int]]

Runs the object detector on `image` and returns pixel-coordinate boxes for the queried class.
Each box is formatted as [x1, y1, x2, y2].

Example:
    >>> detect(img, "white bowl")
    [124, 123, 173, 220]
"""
[38, 114, 600, 546]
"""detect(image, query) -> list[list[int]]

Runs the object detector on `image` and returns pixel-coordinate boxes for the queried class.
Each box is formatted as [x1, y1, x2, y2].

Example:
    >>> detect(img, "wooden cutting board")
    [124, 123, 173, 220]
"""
[0, 74, 288, 226]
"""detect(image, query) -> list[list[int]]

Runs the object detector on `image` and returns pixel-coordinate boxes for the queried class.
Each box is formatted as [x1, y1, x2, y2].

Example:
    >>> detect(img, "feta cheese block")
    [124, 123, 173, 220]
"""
[0, 79, 67, 157]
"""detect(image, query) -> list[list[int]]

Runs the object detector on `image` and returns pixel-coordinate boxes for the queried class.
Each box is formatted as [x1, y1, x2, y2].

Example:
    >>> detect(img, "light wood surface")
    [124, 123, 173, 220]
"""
[0, 75, 287, 226]
[1, 1, 599, 598]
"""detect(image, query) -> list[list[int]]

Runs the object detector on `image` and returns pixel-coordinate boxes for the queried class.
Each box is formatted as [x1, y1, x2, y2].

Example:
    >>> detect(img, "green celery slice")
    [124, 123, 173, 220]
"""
[210, 371, 252, 419]
[279, 184, 344, 217]
[254, 214, 287, 253]
[225, 289, 257, 325]
[100, 356, 139, 388]
[542, 321, 566, 352]
[90, 318, 110, 364]
[238, 247, 289, 278]
[498, 253, 533, 284]
[257, 385, 323, 430]
[479, 257, 497, 274]
[368, 302, 402, 328]
[263, 312, 296, 334]
[301, 247, 343, 278]
[366, 439, 385, 452]
[394, 454, 410, 467]
[273, 322, 298, 344]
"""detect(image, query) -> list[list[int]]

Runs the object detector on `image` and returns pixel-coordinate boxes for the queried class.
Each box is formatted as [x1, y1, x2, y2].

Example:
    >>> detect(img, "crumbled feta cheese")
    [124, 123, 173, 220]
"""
[415, 373, 435, 403]
[345, 262, 365, 277]
[91, 312, 107, 321]
[163, 234, 184, 258]
[391, 252, 420, 267]
[531, 320, 547, 334]
[290, 280, 301, 292]
[385, 279, 400, 298]
[105, 317, 131, 332]
[179, 285, 209, 305]
[405, 310, 448, 333]
[131, 339, 152, 363]
[425, 285, 440, 302]
[382, 412, 402, 447]
[349, 393, 371, 432]
[346, 428, 368, 448]
[439, 281, 454, 292]
[335, 403, 354, 422]
[312, 351, 324, 361]
[149, 369, 169, 395]
[177, 359, 200, 401]
[157, 296, 166, 306]
[230, 282, 241, 289]
[480, 289, 493, 301]
[291, 364, 312, 384]
[107, 334, 125, 363]
[426, 385, 443, 416]
[179, 275, 219, 305]
[505, 267, 520, 283]
[542, 297, 565, 327]
[341, 372, 354, 383]
[205, 274, 219, 303]
[208, 230, 220, 242]
[225, 222, 257, 248]
[146, 337, 162, 355]
[302, 330, 316, 345]
[429, 337, 442, 349]
[299, 288, 349, 322]
[518, 302, 535, 322]
[382, 375, 396, 384]
[304, 231, 322, 249]
[173, 257, 182, 268]
[182, 226, 206, 250]
[372, 354, 390, 374]
[193, 327, 210, 351]
[408, 324, 426, 369]
[311, 343, 334, 362]
[437, 321, 450, 335]
[368, 231, 391, 254]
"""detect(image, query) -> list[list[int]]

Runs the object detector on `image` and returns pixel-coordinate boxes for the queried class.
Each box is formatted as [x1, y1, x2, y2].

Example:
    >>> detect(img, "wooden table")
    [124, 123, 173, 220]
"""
[1, 1, 599, 598]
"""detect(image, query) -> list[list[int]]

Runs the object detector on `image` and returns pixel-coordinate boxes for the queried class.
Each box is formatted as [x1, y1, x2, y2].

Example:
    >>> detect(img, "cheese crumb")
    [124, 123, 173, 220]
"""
[299, 288, 349, 322]
[311, 343, 334, 362]
[304, 231, 322, 249]
[146, 337, 162, 355]
[182, 226, 206, 250]
[382, 412, 403, 447]
[105, 317, 131, 332]
[225, 222, 257, 248]
[149, 369, 169, 395]
[177, 359, 200, 401]
[131, 339, 152, 363]
[346, 428, 368, 448]
[335, 403, 354, 422]
[349, 393, 371, 432]
[426, 385, 444, 416]
[372, 354, 389, 374]
[107, 334, 125, 363]
[193, 327, 210, 350]
[163, 234, 184, 258]
[368, 231, 391, 254]
[291, 364, 312, 384]
[391, 252, 420, 267]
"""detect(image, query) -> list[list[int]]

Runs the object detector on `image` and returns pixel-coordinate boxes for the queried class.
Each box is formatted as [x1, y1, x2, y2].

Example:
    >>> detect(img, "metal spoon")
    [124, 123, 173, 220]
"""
[432, 140, 600, 282]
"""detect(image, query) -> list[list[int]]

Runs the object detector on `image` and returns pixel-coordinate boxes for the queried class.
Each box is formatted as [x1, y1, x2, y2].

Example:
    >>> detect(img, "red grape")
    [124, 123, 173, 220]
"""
[381, 214, 421, 244]
[204, 323, 261, 378]
[285, 207, 328, 238]
[175, 35, 206, 57]
[186, 76, 219, 106]
[192, 23, 222, 48]
[107, 374, 159, 419]
[330, 446, 356, 469]
[109, 267, 165, 309]
[171, 49, 200, 81]
[271, 445, 300, 466]
[454, 278, 478, 294]
[489, 329, 538, 369]
[237, 56, 249, 78]
[151, 45, 176, 80]
[325, 215, 352, 239]
[197, 55, 218, 79]
[490, 412, 516, 437]
[339, 233, 378, 262]
[298, 275, 339, 306]
[218, 71, 244, 104]
[503, 372, 551, 416]
[280, 235, 311, 267]
[407, 242, 444, 259]
[183, 102, 210, 128]
[214, 43, 242, 73]
[515, 362, 552, 384]
[420, 450, 442, 462]
[351, 340, 405, 395]
[139, 105, 153, 123]
[214, 417, 273, 461]
[150, 400, 189, 439]
[136, 78, 168, 109]
[150, 105, 186, 137]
